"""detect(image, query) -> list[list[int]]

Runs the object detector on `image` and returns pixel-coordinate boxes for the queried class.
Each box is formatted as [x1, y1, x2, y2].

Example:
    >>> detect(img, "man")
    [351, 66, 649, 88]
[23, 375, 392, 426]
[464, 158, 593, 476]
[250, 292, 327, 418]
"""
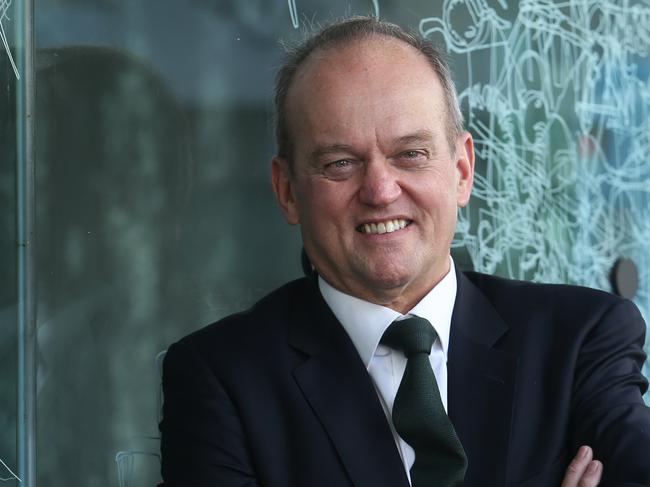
[160, 17, 650, 486]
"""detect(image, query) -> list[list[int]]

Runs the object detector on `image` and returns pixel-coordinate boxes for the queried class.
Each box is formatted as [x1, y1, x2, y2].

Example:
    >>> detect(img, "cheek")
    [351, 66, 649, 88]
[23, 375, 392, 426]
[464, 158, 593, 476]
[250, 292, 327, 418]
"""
[301, 180, 355, 219]
[409, 181, 458, 226]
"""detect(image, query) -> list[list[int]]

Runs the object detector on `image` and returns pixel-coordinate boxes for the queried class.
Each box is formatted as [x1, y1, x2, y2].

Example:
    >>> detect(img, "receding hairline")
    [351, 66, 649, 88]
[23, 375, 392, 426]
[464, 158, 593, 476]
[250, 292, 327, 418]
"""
[274, 17, 464, 165]
[284, 35, 453, 143]
[289, 33, 441, 91]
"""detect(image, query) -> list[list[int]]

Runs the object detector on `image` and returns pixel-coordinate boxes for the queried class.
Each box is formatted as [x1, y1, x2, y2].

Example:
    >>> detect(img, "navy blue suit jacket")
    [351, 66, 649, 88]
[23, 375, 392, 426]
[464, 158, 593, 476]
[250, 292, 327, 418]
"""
[160, 269, 650, 486]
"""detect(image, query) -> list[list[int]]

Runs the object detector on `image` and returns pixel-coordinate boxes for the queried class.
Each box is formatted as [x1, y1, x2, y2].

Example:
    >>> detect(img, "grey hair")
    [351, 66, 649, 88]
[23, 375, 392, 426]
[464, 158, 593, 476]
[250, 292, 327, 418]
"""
[273, 16, 464, 164]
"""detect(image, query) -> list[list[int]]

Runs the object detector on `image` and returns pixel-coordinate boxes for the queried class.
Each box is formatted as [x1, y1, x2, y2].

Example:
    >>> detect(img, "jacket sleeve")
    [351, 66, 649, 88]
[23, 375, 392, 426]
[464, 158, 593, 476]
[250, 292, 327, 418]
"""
[159, 340, 261, 487]
[570, 298, 650, 486]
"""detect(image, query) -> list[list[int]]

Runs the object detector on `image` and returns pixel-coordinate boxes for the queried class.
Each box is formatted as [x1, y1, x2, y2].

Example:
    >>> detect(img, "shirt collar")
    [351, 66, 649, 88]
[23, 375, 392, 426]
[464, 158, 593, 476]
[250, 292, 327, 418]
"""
[318, 257, 457, 369]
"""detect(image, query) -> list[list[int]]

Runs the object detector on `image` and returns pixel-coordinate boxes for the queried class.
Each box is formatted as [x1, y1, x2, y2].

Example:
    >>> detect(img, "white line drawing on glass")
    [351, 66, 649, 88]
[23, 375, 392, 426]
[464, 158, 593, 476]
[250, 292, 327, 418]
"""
[288, 0, 299, 29]
[0, 458, 21, 482]
[288, 0, 380, 28]
[0, 0, 19, 80]
[421, 0, 650, 333]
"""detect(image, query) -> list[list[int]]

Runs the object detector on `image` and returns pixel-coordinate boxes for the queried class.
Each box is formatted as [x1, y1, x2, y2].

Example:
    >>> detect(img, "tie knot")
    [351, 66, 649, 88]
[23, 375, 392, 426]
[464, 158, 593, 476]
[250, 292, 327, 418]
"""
[380, 316, 437, 357]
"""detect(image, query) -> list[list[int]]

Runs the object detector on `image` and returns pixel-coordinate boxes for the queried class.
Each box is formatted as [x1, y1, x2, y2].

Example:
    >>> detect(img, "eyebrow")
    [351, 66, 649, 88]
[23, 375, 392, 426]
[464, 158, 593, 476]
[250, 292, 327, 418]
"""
[308, 144, 355, 163]
[393, 130, 435, 146]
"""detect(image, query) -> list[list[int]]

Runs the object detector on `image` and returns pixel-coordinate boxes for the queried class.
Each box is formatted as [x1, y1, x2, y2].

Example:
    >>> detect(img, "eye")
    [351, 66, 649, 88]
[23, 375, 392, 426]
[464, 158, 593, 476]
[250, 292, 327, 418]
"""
[323, 159, 359, 179]
[404, 150, 421, 158]
[331, 159, 351, 168]
[396, 149, 428, 166]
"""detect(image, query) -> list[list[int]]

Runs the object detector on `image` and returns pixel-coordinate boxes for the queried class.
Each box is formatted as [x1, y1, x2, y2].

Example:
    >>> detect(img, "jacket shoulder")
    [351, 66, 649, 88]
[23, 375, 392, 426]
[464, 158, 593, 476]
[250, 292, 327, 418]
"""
[460, 271, 643, 330]
[464, 271, 622, 308]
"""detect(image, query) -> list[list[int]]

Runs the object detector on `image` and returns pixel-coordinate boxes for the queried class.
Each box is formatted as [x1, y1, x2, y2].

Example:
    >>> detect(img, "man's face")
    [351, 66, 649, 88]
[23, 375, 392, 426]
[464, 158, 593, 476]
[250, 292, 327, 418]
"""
[272, 36, 474, 311]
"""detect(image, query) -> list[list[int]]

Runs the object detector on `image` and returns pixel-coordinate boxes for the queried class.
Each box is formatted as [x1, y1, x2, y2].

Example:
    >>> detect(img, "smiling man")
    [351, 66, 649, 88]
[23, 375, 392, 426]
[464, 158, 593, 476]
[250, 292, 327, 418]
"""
[272, 35, 472, 313]
[160, 17, 650, 487]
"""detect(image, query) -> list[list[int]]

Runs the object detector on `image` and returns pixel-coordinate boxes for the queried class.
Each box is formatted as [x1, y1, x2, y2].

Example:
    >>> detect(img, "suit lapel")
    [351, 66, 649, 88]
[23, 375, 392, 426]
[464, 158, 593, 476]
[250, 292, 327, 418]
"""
[449, 269, 518, 486]
[289, 278, 410, 487]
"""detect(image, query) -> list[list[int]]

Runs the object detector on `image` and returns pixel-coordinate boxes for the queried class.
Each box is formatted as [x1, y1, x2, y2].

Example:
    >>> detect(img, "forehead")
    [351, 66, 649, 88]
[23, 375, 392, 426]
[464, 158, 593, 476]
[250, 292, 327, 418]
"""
[285, 36, 448, 151]
[292, 35, 441, 96]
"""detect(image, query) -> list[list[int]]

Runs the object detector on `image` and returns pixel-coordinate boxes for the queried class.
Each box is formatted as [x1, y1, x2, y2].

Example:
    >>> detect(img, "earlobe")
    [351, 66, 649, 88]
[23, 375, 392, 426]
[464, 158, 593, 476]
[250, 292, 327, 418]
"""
[455, 132, 475, 208]
[271, 156, 300, 225]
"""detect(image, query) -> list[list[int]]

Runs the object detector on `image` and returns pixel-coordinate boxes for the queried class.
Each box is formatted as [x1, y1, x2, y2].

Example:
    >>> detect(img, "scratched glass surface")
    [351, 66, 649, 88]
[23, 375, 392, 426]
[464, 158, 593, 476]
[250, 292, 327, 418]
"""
[18, 0, 650, 485]
[436, 0, 650, 379]
[0, 0, 19, 484]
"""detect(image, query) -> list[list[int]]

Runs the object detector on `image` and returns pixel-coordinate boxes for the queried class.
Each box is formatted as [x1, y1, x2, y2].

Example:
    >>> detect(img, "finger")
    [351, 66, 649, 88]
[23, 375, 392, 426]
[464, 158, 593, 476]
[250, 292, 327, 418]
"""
[561, 445, 593, 487]
[578, 460, 603, 487]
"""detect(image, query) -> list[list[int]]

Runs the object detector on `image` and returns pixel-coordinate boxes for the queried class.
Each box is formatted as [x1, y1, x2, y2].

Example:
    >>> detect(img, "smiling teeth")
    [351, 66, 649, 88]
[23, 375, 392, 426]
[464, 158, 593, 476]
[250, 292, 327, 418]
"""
[361, 219, 409, 234]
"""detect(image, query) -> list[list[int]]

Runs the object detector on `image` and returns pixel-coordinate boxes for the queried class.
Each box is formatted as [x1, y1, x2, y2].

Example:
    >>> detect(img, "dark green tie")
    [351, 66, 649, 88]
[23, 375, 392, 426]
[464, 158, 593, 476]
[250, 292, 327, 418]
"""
[381, 316, 467, 486]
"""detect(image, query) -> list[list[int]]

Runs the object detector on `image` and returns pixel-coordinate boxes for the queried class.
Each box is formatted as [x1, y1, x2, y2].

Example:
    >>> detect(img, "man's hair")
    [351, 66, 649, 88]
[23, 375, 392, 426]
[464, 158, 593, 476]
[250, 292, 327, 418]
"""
[273, 16, 464, 163]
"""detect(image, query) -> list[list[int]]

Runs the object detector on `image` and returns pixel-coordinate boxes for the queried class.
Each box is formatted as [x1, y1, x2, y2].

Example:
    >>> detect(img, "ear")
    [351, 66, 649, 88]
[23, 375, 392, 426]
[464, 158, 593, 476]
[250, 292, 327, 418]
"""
[455, 131, 475, 208]
[271, 156, 300, 225]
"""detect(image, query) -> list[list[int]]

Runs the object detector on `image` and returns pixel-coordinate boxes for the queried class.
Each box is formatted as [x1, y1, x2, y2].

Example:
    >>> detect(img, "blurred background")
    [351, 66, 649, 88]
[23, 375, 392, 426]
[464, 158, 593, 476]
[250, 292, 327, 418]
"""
[2, 0, 649, 485]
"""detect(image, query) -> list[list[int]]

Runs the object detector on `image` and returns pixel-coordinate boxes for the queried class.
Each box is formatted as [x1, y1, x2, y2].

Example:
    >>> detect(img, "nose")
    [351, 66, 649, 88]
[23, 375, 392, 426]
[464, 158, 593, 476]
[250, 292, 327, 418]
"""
[358, 159, 402, 207]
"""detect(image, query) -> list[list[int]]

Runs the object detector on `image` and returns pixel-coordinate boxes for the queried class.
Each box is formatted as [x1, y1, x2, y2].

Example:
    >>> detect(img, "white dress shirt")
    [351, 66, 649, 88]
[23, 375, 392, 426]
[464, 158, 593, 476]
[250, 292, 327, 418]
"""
[318, 258, 457, 485]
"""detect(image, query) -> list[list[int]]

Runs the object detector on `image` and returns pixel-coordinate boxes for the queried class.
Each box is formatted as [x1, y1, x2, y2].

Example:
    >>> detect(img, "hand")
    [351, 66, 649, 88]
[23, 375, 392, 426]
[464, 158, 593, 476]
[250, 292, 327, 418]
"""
[561, 445, 602, 487]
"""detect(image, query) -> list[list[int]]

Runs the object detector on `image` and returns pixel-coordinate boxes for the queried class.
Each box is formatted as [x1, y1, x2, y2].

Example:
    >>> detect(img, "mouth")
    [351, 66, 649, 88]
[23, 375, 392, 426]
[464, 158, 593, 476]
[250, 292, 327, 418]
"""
[356, 218, 412, 235]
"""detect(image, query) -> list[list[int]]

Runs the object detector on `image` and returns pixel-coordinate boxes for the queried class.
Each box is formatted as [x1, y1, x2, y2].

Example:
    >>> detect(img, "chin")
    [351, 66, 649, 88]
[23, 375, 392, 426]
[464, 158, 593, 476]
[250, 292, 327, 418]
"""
[362, 265, 413, 292]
